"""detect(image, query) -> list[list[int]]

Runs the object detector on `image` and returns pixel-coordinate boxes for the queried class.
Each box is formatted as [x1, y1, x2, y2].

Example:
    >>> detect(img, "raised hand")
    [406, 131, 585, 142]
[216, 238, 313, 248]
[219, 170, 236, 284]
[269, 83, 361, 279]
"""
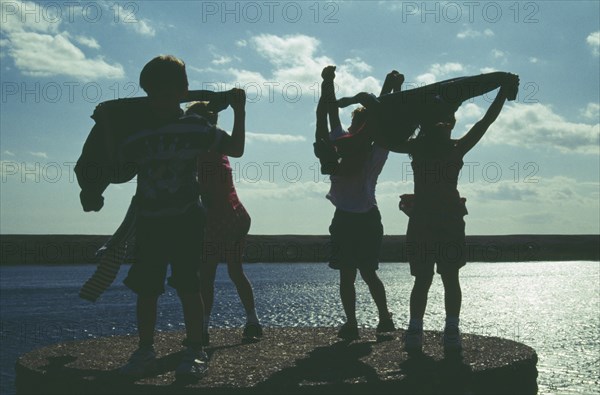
[321, 65, 336, 82]
[381, 70, 405, 95]
[227, 88, 246, 111]
[386, 70, 405, 90]
[503, 73, 519, 101]
[391, 71, 405, 91]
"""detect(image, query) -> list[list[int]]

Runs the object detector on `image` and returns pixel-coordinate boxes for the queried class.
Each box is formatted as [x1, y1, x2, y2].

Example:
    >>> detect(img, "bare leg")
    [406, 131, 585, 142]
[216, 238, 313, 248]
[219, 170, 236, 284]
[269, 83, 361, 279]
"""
[199, 257, 219, 319]
[359, 269, 390, 319]
[440, 270, 462, 318]
[179, 291, 205, 346]
[340, 268, 358, 324]
[137, 294, 159, 346]
[409, 274, 434, 320]
[225, 239, 257, 318]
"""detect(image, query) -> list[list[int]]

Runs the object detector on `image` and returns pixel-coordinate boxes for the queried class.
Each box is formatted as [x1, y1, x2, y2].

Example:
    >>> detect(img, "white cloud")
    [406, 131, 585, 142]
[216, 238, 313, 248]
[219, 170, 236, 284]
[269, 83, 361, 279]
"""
[462, 176, 599, 207]
[457, 28, 494, 39]
[467, 181, 539, 202]
[485, 103, 600, 154]
[110, 4, 155, 36]
[74, 35, 100, 49]
[581, 103, 600, 121]
[131, 19, 155, 36]
[212, 55, 232, 65]
[480, 67, 497, 73]
[586, 31, 600, 56]
[224, 67, 267, 86]
[3, 150, 15, 156]
[529, 57, 539, 64]
[483, 29, 495, 37]
[415, 72, 436, 85]
[247, 132, 306, 144]
[0, 0, 124, 80]
[492, 49, 506, 59]
[431, 62, 464, 75]
[416, 62, 465, 84]
[456, 103, 484, 121]
[5, 31, 124, 79]
[29, 151, 48, 158]
[343, 57, 373, 73]
[236, 40, 247, 47]
[238, 180, 328, 201]
[226, 34, 380, 98]
[251, 34, 321, 67]
[0, 0, 59, 34]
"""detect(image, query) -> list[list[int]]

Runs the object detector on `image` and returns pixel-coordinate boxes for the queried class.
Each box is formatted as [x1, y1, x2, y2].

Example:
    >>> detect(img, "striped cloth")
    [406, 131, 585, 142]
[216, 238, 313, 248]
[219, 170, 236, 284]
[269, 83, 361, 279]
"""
[79, 198, 136, 302]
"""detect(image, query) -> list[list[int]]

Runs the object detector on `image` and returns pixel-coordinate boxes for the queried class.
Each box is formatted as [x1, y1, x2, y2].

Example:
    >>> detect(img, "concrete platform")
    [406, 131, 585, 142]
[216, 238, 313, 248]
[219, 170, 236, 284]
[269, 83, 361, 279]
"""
[15, 328, 537, 394]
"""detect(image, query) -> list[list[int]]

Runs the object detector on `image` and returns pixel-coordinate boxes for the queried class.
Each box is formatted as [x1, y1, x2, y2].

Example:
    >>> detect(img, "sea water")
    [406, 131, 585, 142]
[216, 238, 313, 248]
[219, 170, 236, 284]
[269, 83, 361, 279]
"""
[1, 261, 598, 394]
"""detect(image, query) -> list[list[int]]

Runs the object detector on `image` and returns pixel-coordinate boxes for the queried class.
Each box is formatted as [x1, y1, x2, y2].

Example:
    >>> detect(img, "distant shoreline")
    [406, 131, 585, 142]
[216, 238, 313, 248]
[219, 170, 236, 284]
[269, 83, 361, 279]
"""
[1, 234, 598, 265]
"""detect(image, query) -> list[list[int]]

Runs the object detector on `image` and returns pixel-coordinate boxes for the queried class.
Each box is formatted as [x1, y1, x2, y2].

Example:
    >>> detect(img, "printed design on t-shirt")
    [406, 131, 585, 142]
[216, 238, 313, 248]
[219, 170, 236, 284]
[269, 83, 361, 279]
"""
[122, 115, 223, 215]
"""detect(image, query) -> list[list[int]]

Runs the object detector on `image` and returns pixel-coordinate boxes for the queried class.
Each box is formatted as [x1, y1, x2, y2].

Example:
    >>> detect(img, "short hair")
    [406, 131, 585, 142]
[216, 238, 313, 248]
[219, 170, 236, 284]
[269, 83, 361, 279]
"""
[139, 55, 188, 96]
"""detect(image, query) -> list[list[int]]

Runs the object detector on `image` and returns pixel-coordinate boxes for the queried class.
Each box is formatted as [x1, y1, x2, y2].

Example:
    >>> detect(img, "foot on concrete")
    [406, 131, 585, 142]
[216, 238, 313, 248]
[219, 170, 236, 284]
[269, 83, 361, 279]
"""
[337, 322, 360, 341]
[376, 312, 396, 333]
[242, 322, 263, 343]
[119, 346, 157, 378]
[175, 348, 209, 381]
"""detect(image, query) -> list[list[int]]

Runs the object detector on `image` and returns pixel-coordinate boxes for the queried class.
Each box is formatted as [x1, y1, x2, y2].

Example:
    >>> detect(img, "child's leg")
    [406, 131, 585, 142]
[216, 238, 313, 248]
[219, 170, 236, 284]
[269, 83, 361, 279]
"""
[179, 291, 205, 347]
[358, 269, 390, 319]
[199, 254, 219, 328]
[440, 270, 462, 351]
[225, 239, 258, 323]
[409, 274, 434, 322]
[120, 293, 160, 377]
[340, 267, 358, 324]
[440, 270, 462, 319]
[137, 294, 159, 346]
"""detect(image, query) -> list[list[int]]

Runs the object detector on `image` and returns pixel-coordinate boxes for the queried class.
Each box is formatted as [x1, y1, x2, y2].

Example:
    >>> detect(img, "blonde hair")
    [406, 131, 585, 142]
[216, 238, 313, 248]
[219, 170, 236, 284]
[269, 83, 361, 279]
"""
[350, 106, 368, 127]
[186, 101, 218, 124]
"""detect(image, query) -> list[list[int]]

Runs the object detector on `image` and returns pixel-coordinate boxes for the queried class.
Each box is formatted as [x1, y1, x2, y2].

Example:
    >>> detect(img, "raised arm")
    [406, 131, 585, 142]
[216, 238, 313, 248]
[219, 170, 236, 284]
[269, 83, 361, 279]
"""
[315, 78, 330, 142]
[375, 71, 413, 153]
[380, 70, 404, 96]
[320, 66, 342, 132]
[219, 88, 246, 157]
[458, 74, 519, 154]
[337, 92, 380, 109]
[314, 66, 342, 175]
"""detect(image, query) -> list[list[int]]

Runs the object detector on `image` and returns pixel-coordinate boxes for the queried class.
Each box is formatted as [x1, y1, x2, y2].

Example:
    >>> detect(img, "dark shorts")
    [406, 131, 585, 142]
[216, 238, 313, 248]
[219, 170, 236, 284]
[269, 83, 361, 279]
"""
[406, 210, 466, 277]
[329, 207, 383, 271]
[124, 205, 205, 296]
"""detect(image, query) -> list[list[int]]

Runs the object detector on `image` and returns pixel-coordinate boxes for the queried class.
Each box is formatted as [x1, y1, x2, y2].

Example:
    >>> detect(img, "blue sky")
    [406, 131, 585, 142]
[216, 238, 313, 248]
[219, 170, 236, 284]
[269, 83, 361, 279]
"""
[1, 0, 599, 235]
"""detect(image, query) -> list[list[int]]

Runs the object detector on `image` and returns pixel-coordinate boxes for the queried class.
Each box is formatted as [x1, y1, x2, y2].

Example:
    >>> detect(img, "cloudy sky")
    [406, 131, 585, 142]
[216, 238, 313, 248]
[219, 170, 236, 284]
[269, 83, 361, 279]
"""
[1, 0, 598, 236]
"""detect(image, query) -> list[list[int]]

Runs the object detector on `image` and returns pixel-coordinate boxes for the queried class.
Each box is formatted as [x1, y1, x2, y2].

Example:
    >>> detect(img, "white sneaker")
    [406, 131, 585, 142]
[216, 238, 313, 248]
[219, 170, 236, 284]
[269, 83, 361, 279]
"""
[119, 346, 157, 378]
[442, 326, 462, 352]
[404, 328, 423, 352]
[175, 348, 209, 380]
